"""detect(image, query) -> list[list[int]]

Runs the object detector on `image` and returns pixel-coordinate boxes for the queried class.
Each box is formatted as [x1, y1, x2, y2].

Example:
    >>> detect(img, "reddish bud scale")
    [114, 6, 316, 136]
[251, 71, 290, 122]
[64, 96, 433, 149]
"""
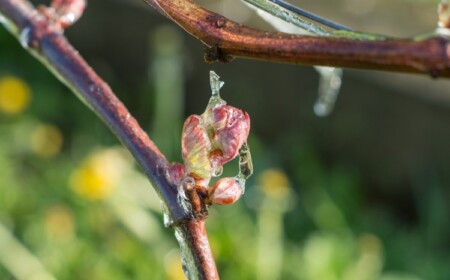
[181, 105, 250, 182]
[168, 162, 185, 186]
[206, 105, 250, 165]
[182, 115, 212, 180]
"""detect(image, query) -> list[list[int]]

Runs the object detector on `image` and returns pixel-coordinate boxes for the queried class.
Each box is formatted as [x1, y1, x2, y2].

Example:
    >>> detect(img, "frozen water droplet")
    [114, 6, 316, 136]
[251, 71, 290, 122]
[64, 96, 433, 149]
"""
[280, 10, 292, 21]
[313, 66, 343, 117]
[175, 227, 200, 279]
[210, 71, 223, 96]
[177, 177, 195, 217]
[314, 102, 330, 117]
[212, 166, 223, 177]
[19, 27, 32, 48]
[160, 200, 173, 228]
[235, 176, 247, 194]
[60, 12, 76, 27]
[0, 14, 6, 25]
[237, 142, 253, 180]
[208, 71, 226, 107]
[230, 141, 253, 195]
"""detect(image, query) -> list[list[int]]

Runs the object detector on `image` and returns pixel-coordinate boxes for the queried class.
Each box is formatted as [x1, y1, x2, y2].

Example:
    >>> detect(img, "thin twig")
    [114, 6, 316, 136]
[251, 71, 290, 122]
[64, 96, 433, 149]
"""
[0, 0, 186, 224]
[175, 220, 219, 280]
[143, 0, 450, 78]
[0, 0, 218, 278]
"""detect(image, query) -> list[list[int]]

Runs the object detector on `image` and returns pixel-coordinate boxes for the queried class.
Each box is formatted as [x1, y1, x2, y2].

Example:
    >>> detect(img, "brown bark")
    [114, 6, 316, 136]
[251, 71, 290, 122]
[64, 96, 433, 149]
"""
[0, 0, 218, 278]
[143, 0, 450, 78]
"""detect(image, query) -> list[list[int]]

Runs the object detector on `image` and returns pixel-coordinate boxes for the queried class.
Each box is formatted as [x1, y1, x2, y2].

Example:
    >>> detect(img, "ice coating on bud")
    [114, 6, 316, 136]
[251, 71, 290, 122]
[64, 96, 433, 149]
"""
[181, 71, 250, 180]
[19, 27, 32, 48]
[209, 178, 243, 205]
[236, 142, 253, 181]
[209, 71, 226, 106]
[181, 115, 212, 179]
[211, 165, 223, 177]
[204, 72, 251, 165]
[175, 71, 252, 211]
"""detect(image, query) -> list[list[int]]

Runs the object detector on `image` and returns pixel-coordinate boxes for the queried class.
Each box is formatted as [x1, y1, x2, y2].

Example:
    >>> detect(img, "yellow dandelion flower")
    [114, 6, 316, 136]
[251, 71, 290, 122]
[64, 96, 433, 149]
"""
[70, 148, 131, 201]
[0, 76, 31, 115]
[258, 169, 290, 199]
[70, 167, 113, 200]
[31, 124, 63, 158]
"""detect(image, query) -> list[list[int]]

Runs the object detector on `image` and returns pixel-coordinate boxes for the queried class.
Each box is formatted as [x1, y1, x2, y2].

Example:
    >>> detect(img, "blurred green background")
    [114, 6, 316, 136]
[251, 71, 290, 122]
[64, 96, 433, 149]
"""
[1, 0, 450, 279]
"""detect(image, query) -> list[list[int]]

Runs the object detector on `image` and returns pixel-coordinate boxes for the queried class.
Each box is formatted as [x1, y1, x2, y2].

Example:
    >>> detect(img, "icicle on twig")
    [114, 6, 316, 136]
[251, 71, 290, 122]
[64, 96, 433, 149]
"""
[313, 66, 343, 117]
[243, 0, 344, 116]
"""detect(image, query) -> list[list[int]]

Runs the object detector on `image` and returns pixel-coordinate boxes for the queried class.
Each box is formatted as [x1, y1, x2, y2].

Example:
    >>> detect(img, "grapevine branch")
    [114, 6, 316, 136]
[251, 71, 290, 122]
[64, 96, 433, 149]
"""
[143, 0, 450, 78]
[0, 0, 218, 278]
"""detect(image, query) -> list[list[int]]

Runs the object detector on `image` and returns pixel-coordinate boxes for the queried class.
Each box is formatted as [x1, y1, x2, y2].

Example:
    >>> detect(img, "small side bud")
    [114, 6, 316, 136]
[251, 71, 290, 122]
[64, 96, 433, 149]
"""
[209, 178, 243, 205]
[168, 162, 185, 185]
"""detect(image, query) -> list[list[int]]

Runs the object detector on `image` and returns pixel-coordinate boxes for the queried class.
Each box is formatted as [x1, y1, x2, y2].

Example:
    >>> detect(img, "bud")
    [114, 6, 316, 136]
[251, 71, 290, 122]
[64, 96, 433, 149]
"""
[176, 71, 252, 208]
[181, 115, 212, 179]
[206, 105, 250, 165]
[209, 178, 243, 205]
[168, 162, 185, 185]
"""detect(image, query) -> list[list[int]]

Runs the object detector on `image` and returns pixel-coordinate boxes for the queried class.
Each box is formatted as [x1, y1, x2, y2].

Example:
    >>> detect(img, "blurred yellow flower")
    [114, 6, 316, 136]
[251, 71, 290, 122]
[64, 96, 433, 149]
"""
[70, 148, 131, 200]
[0, 76, 31, 115]
[164, 250, 185, 280]
[358, 234, 382, 256]
[258, 169, 290, 199]
[44, 205, 75, 242]
[31, 124, 63, 158]
[344, 234, 383, 280]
